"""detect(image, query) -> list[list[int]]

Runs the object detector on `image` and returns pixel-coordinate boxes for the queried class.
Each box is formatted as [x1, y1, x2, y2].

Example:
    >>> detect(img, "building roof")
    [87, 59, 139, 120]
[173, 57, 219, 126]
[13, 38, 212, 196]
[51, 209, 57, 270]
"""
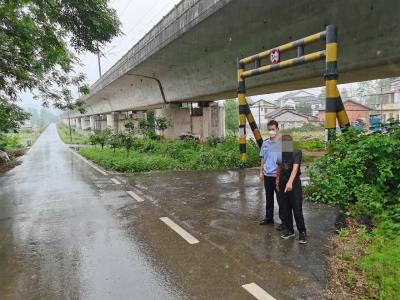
[276, 90, 318, 101]
[343, 99, 372, 110]
[318, 99, 372, 111]
[249, 99, 278, 107]
[265, 108, 319, 121]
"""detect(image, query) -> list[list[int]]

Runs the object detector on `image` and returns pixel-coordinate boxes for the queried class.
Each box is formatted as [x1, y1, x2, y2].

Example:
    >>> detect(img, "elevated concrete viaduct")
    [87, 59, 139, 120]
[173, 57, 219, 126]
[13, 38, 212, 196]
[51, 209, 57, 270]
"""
[63, 0, 400, 139]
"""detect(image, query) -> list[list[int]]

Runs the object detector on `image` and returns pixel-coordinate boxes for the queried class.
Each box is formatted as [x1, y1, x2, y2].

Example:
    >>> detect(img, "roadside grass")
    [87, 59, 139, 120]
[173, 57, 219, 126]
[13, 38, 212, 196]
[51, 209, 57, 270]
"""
[57, 123, 89, 144]
[0, 129, 42, 153]
[327, 220, 400, 300]
[79, 137, 260, 172]
[306, 126, 400, 299]
[360, 228, 400, 299]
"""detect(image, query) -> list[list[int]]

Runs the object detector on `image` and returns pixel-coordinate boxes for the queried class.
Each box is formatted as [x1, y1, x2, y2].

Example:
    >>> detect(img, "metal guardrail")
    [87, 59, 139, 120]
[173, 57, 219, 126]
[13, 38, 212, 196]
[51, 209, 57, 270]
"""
[236, 25, 350, 161]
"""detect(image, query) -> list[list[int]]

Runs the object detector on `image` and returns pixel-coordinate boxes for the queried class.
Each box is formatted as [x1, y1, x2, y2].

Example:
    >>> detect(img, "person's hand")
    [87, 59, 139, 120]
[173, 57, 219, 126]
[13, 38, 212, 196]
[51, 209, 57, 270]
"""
[285, 182, 293, 193]
[259, 172, 264, 183]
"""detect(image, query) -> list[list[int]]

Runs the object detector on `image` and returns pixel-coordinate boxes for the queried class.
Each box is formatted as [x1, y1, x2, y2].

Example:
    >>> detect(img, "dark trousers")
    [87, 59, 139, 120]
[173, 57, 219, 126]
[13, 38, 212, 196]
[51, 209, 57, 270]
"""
[263, 176, 284, 222]
[279, 176, 306, 233]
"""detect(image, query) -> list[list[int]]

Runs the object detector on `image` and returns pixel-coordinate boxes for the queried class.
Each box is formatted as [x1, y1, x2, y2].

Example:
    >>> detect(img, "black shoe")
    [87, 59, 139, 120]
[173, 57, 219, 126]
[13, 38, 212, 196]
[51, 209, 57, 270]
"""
[259, 219, 274, 225]
[280, 230, 295, 239]
[275, 223, 284, 231]
[299, 232, 308, 244]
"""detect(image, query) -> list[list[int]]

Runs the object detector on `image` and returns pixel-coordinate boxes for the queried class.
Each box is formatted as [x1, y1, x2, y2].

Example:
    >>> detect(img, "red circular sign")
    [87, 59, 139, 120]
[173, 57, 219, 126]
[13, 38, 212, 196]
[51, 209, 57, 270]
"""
[269, 49, 280, 64]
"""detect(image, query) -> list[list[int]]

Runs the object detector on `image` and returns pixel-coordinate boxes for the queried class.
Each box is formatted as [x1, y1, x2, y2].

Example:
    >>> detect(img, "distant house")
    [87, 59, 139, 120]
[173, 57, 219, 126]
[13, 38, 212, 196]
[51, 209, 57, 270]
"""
[249, 99, 278, 126]
[264, 108, 320, 130]
[363, 78, 400, 122]
[318, 99, 371, 128]
[275, 90, 322, 117]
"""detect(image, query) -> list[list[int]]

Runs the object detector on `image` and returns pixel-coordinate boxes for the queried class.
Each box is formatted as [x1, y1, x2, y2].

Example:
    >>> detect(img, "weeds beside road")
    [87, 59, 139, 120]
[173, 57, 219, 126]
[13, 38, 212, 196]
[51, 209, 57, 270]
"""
[79, 137, 261, 172]
[57, 123, 89, 145]
[306, 124, 400, 299]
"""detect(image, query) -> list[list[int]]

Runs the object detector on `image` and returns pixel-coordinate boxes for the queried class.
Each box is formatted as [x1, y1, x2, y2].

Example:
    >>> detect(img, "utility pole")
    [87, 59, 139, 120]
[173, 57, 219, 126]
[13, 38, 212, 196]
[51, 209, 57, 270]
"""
[67, 110, 72, 143]
[97, 44, 102, 77]
[380, 87, 383, 122]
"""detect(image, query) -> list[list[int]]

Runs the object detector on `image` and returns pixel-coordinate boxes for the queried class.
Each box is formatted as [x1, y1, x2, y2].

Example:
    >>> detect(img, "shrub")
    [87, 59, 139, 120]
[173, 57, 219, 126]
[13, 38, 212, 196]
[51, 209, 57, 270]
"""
[79, 135, 261, 172]
[305, 127, 400, 225]
[0, 134, 22, 151]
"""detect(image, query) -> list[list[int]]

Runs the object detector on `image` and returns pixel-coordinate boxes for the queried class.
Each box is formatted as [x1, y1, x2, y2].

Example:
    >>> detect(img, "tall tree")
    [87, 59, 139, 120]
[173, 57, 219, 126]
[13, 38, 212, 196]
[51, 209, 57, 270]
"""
[0, 0, 121, 110]
[0, 98, 30, 143]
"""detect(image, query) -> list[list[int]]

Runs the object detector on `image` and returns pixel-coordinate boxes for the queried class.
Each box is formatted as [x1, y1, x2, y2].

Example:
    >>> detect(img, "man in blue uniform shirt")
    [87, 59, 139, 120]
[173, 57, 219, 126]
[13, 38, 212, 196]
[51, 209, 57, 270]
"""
[259, 120, 283, 228]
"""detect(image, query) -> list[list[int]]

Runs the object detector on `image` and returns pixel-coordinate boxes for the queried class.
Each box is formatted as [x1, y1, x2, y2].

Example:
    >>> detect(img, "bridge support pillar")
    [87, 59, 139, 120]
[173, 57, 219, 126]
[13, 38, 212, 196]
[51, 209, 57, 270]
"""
[155, 102, 225, 140]
[89, 115, 95, 133]
[107, 112, 121, 132]
[81, 117, 90, 131]
[76, 118, 81, 129]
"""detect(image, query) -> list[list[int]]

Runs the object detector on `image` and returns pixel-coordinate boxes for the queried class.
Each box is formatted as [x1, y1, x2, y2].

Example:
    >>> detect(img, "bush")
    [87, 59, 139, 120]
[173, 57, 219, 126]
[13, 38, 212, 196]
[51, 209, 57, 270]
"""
[0, 134, 22, 151]
[79, 135, 260, 172]
[305, 127, 400, 225]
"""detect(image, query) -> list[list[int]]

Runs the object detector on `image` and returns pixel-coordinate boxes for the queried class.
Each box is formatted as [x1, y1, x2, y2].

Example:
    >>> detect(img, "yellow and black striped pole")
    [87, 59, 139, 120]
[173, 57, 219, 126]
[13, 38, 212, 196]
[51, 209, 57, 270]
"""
[325, 25, 350, 140]
[237, 59, 264, 161]
[237, 59, 247, 161]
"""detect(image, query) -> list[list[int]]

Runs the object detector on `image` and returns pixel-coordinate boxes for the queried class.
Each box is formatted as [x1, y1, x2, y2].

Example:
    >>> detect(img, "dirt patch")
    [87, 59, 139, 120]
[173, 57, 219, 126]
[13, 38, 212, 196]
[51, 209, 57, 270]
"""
[325, 218, 372, 299]
[302, 149, 327, 157]
[0, 160, 22, 174]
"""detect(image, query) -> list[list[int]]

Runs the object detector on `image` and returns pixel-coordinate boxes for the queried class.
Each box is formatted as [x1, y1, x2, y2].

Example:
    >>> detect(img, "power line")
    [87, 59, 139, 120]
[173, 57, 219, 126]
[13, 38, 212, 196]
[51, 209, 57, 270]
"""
[124, 0, 163, 35]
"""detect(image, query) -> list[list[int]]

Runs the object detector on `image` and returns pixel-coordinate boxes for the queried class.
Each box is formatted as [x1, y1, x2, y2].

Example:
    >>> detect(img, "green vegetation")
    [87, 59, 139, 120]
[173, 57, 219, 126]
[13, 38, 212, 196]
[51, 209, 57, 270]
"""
[360, 226, 400, 299]
[306, 124, 400, 299]
[1, 0, 120, 110]
[79, 136, 260, 173]
[0, 98, 30, 133]
[294, 139, 325, 152]
[224, 99, 238, 135]
[57, 123, 88, 145]
[0, 134, 23, 152]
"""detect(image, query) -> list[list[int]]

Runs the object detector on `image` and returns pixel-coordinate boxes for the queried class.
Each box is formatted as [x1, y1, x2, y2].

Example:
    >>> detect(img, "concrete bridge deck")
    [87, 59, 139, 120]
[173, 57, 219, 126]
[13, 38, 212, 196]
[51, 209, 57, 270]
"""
[69, 0, 400, 118]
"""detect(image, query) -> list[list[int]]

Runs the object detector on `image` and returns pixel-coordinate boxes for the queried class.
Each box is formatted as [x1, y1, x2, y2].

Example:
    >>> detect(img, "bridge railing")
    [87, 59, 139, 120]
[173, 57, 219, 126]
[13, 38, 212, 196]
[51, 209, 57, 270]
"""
[236, 25, 350, 161]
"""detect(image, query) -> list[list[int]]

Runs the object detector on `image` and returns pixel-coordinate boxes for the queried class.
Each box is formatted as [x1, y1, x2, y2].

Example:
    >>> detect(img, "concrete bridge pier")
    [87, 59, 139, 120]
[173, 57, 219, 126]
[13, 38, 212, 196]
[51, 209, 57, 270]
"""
[72, 118, 78, 128]
[89, 115, 95, 132]
[94, 115, 107, 132]
[117, 111, 146, 133]
[106, 112, 120, 132]
[155, 102, 225, 140]
[76, 117, 82, 130]
[81, 117, 90, 131]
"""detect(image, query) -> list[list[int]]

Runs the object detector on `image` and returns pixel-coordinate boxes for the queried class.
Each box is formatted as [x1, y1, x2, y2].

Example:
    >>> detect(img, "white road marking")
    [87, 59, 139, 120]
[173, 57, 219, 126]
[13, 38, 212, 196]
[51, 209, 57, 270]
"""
[242, 283, 276, 300]
[126, 190, 144, 202]
[111, 178, 121, 185]
[160, 217, 199, 245]
[68, 148, 108, 176]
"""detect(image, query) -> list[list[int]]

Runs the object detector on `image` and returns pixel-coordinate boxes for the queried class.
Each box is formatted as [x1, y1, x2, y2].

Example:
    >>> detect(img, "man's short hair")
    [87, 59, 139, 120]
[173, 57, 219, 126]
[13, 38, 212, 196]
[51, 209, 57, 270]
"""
[267, 120, 279, 128]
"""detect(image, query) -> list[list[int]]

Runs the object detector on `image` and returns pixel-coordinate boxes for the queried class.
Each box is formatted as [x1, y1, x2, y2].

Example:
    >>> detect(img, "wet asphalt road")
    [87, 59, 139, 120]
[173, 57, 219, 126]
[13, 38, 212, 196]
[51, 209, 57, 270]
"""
[0, 125, 337, 300]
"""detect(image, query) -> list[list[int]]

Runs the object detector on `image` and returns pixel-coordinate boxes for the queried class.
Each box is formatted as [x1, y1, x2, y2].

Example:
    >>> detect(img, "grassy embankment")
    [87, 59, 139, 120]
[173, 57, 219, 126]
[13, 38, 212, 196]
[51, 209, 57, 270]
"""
[57, 123, 89, 144]
[0, 129, 42, 156]
[305, 125, 400, 299]
[79, 137, 261, 172]
[68, 125, 326, 172]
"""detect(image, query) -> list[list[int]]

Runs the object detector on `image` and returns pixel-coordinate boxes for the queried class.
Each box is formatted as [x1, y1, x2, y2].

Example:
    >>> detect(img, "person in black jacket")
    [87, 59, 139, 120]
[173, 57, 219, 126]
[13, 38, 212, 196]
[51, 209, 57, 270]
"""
[276, 134, 307, 244]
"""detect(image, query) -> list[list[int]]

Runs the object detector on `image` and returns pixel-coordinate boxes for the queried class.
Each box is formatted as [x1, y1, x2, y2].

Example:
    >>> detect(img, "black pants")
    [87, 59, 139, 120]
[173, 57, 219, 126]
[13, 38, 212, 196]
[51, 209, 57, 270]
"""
[263, 176, 284, 222]
[278, 176, 306, 233]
